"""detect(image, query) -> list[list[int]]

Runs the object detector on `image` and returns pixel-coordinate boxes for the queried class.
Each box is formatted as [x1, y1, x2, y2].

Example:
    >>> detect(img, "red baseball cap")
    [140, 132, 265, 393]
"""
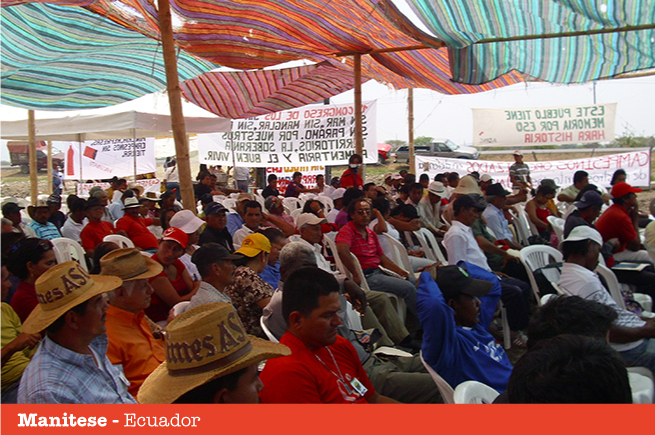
[162, 227, 188, 249]
[611, 182, 642, 198]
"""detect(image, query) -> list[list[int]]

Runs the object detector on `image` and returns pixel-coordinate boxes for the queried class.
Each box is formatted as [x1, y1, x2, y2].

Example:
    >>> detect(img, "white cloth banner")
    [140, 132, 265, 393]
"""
[76, 179, 161, 196]
[473, 103, 616, 147]
[62, 137, 156, 180]
[198, 101, 377, 167]
[265, 166, 325, 196]
[416, 150, 651, 189]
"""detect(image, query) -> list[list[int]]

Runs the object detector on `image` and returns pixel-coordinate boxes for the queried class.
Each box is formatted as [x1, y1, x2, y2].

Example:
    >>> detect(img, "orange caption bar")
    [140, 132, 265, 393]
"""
[0, 404, 641, 435]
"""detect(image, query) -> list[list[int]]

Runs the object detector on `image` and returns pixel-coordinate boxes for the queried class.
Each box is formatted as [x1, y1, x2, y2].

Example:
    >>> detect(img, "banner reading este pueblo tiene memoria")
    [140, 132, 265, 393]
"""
[473, 103, 617, 147]
[198, 101, 377, 167]
[416, 150, 651, 188]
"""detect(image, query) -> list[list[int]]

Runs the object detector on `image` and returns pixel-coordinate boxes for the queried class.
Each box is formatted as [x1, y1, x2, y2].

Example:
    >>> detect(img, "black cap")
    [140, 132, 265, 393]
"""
[436, 265, 493, 301]
[2, 202, 24, 215]
[204, 202, 227, 216]
[192, 243, 242, 272]
[574, 190, 604, 210]
[84, 197, 104, 209]
[454, 194, 487, 211]
[486, 183, 510, 197]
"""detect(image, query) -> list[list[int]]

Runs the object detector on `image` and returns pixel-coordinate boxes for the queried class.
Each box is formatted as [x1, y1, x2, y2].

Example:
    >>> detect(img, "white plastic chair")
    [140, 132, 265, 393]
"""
[282, 197, 302, 211]
[419, 351, 455, 404]
[290, 208, 303, 224]
[172, 301, 191, 316]
[627, 370, 654, 404]
[595, 264, 654, 315]
[418, 228, 448, 264]
[260, 316, 280, 343]
[547, 215, 565, 243]
[103, 234, 135, 248]
[510, 209, 531, 246]
[345, 300, 363, 331]
[453, 380, 500, 404]
[316, 195, 334, 212]
[51, 237, 88, 271]
[379, 234, 416, 281]
[405, 229, 448, 265]
[519, 245, 564, 304]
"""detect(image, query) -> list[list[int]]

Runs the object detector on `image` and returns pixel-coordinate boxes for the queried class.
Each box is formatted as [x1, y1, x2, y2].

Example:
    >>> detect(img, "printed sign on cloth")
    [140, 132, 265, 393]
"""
[473, 103, 616, 147]
[63, 138, 156, 180]
[416, 150, 651, 188]
[198, 101, 377, 167]
[265, 166, 325, 196]
[76, 179, 161, 196]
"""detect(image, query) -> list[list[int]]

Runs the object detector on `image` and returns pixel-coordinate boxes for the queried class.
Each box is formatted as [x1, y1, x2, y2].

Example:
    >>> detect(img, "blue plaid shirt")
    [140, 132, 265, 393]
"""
[17, 335, 136, 404]
[28, 221, 61, 240]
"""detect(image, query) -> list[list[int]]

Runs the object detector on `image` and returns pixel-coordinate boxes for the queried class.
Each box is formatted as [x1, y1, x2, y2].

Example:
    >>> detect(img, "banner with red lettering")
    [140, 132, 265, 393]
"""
[76, 179, 161, 196]
[416, 150, 651, 188]
[473, 103, 616, 147]
[197, 101, 377, 167]
[264, 166, 325, 196]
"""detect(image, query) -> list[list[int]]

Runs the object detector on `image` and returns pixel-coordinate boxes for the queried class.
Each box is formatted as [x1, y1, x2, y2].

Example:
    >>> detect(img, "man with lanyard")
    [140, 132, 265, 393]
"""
[508, 150, 532, 193]
[340, 154, 364, 190]
[259, 266, 399, 403]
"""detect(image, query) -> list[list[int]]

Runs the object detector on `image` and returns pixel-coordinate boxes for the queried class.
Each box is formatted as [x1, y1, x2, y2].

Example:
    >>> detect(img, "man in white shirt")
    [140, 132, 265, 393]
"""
[558, 226, 655, 371]
[232, 166, 250, 192]
[60, 197, 87, 242]
[418, 181, 446, 236]
[443, 194, 531, 334]
[233, 200, 265, 247]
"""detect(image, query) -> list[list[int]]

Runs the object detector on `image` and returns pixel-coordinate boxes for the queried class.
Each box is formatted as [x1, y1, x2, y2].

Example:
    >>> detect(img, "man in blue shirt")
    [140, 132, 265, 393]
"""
[18, 261, 136, 403]
[418, 262, 513, 393]
[28, 199, 61, 240]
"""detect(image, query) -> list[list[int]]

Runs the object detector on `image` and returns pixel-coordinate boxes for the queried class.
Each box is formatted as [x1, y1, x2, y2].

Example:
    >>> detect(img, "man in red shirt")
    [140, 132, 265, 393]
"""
[259, 266, 398, 403]
[335, 198, 419, 330]
[80, 197, 116, 257]
[115, 197, 160, 252]
[596, 182, 653, 265]
[340, 153, 363, 189]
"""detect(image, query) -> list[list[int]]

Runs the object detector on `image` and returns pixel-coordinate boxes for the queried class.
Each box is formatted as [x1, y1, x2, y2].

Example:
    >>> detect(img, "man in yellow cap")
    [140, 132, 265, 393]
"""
[100, 248, 165, 398]
[17, 261, 135, 403]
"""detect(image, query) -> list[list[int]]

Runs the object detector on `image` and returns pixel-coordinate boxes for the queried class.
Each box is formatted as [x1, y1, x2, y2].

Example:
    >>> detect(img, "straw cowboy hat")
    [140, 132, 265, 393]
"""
[127, 182, 145, 197]
[99, 248, 163, 281]
[137, 302, 290, 404]
[22, 261, 123, 334]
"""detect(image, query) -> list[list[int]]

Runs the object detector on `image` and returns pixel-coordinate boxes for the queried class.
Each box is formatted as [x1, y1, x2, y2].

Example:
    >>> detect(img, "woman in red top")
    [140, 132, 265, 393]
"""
[147, 227, 198, 323]
[7, 238, 57, 322]
[525, 184, 556, 239]
[340, 154, 363, 190]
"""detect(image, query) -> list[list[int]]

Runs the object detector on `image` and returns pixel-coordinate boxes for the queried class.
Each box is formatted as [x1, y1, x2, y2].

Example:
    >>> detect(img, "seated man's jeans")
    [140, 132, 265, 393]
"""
[498, 275, 532, 331]
[365, 269, 419, 332]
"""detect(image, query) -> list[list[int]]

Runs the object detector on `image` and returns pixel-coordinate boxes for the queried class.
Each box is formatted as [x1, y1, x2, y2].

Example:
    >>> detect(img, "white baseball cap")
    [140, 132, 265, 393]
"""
[331, 188, 346, 200]
[480, 174, 493, 182]
[296, 213, 326, 229]
[559, 226, 603, 250]
[169, 209, 205, 234]
[427, 181, 446, 196]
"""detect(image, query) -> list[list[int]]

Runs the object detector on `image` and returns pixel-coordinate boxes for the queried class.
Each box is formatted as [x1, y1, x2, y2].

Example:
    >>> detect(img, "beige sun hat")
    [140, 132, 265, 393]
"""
[452, 175, 483, 195]
[137, 302, 291, 404]
[100, 248, 163, 281]
[22, 261, 123, 334]
[127, 182, 144, 196]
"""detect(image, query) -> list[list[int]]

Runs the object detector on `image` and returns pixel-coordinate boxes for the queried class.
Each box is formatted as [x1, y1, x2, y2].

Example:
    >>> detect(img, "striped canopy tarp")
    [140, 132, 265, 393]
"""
[391, 0, 655, 84]
[0, 3, 217, 110]
[1, 1, 526, 112]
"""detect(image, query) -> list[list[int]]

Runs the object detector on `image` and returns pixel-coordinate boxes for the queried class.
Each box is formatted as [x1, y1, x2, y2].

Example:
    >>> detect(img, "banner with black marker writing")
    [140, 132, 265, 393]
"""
[416, 150, 651, 188]
[197, 101, 377, 167]
[62, 138, 156, 180]
[473, 103, 617, 147]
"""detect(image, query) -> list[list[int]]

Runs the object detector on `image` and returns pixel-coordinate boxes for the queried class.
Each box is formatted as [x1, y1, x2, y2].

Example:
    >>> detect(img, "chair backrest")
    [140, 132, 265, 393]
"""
[172, 301, 191, 316]
[419, 351, 455, 404]
[510, 210, 530, 246]
[260, 316, 280, 343]
[547, 215, 565, 243]
[595, 264, 627, 310]
[418, 228, 448, 264]
[253, 193, 265, 209]
[103, 234, 135, 249]
[515, 204, 539, 236]
[282, 197, 302, 211]
[453, 380, 500, 404]
[290, 208, 303, 224]
[345, 300, 363, 331]
[645, 242, 655, 266]
[519, 245, 564, 304]
[405, 230, 436, 262]
[379, 234, 416, 281]
[316, 195, 334, 212]
[51, 237, 88, 271]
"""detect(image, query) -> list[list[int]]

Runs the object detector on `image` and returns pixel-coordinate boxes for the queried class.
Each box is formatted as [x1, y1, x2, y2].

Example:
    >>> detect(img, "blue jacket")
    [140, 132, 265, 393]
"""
[417, 261, 513, 392]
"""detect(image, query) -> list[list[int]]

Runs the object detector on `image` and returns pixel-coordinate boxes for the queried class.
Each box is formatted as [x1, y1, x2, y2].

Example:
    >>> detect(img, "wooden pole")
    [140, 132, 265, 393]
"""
[158, 0, 195, 212]
[353, 53, 364, 178]
[408, 88, 415, 173]
[47, 141, 53, 194]
[28, 110, 38, 205]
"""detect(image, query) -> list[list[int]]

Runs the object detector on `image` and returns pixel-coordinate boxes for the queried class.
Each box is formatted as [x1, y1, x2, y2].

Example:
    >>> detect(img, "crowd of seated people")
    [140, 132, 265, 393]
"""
[2, 159, 655, 405]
